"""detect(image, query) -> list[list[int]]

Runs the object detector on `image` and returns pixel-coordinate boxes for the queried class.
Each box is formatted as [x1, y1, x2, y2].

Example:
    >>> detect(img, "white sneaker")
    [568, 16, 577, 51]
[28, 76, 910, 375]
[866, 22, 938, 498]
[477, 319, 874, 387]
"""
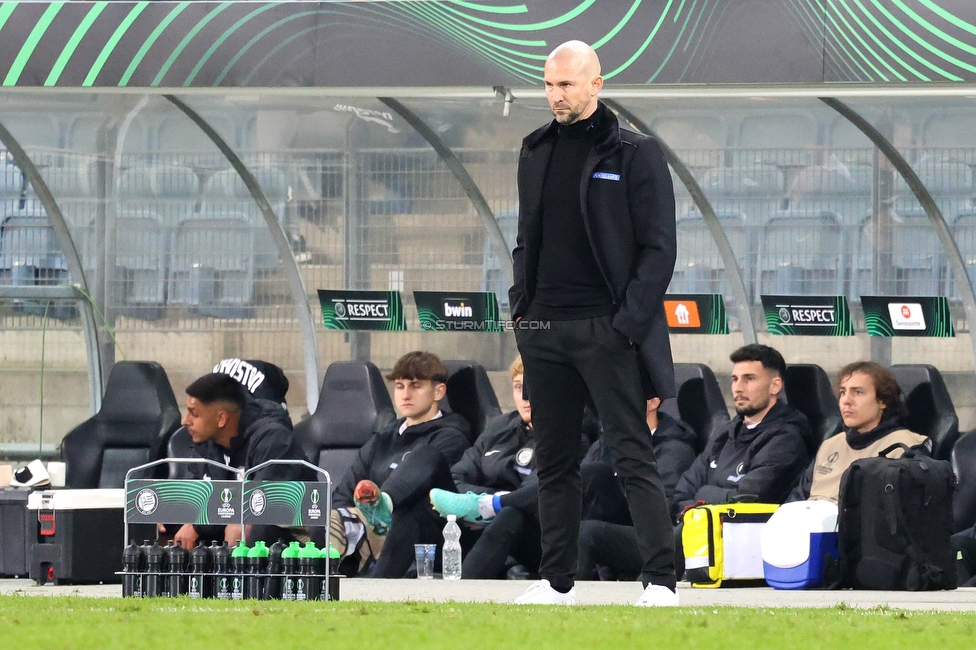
[635, 584, 679, 607]
[513, 579, 577, 605]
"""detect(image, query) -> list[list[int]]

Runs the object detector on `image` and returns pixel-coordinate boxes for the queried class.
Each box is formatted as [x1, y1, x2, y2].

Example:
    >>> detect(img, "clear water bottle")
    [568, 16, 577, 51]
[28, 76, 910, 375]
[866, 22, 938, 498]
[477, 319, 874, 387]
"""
[442, 514, 462, 580]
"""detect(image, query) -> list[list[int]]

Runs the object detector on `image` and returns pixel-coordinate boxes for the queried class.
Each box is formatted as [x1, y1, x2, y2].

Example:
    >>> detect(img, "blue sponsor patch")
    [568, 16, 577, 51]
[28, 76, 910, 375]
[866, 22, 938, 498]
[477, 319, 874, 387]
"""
[592, 172, 620, 181]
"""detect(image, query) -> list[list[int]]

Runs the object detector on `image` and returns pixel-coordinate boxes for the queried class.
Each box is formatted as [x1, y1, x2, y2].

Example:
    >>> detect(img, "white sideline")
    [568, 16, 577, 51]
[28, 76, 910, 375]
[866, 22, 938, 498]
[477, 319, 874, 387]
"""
[1, 578, 975, 610]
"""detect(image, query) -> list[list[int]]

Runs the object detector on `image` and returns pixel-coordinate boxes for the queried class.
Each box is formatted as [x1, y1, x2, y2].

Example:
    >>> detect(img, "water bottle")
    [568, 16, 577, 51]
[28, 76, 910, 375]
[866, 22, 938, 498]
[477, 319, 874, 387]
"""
[320, 544, 341, 601]
[245, 541, 269, 600]
[280, 541, 302, 601]
[122, 541, 143, 598]
[296, 542, 321, 601]
[165, 541, 189, 597]
[442, 514, 462, 580]
[230, 541, 249, 600]
[188, 542, 212, 599]
[144, 541, 165, 597]
[212, 542, 231, 600]
[266, 540, 286, 600]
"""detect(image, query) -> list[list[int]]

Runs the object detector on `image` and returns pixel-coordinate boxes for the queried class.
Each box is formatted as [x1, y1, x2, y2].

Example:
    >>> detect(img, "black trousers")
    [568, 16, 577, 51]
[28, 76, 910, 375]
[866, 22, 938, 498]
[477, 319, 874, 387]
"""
[581, 461, 633, 526]
[461, 506, 542, 579]
[369, 449, 458, 578]
[577, 521, 685, 581]
[517, 315, 676, 592]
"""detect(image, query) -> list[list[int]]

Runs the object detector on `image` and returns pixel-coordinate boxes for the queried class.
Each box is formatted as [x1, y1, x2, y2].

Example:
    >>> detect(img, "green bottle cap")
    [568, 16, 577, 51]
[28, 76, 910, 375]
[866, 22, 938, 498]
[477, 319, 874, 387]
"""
[281, 541, 302, 559]
[231, 541, 250, 558]
[247, 540, 270, 558]
[298, 541, 320, 559]
[324, 543, 340, 559]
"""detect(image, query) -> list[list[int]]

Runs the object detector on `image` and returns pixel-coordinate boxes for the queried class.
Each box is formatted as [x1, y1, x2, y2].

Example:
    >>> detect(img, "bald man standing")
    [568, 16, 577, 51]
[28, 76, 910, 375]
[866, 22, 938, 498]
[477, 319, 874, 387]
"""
[510, 41, 679, 606]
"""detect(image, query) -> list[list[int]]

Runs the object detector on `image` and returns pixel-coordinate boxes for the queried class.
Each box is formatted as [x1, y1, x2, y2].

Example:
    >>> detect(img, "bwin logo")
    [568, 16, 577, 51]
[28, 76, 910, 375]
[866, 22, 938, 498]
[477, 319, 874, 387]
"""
[444, 302, 473, 318]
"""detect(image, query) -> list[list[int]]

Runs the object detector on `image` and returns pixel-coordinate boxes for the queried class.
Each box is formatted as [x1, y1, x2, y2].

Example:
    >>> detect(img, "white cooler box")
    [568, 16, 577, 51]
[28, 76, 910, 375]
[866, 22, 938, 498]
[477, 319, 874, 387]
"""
[26, 489, 136, 585]
[760, 500, 839, 590]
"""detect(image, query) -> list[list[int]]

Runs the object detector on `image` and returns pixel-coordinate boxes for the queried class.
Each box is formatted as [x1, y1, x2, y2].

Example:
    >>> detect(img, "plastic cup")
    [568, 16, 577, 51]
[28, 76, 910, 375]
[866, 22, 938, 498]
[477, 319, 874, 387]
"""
[414, 544, 436, 579]
[46, 462, 66, 488]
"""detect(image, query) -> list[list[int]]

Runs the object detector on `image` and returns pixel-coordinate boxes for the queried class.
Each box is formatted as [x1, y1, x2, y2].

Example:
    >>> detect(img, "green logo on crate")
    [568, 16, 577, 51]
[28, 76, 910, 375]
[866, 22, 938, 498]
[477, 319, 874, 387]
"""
[664, 294, 729, 334]
[761, 295, 854, 336]
[414, 291, 502, 332]
[318, 290, 406, 331]
[244, 481, 328, 527]
[126, 480, 237, 526]
[861, 296, 954, 338]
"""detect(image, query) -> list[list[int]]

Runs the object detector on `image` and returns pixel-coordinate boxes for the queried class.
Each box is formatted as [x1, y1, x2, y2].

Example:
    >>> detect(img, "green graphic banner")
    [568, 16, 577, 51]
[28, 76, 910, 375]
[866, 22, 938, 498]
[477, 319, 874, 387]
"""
[861, 296, 955, 338]
[243, 481, 329, 527]
[414, 291, 501, 333]
[663, 294, 729, 335]
[761, 295, 854, 336]
[318, 290, 406, 332]
[125, 479, 239, 525]
[2, 1, 976, 87]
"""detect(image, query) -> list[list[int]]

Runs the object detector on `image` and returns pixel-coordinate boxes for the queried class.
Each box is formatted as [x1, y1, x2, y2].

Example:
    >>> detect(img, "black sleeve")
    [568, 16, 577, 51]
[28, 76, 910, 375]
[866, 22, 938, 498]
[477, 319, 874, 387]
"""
[381, 429, 470, 507]
[655, 438, 698, 505]
[247, 427, 310, 481]
[509, 149, 529, 320]
[671, 450, 711, 520]
[332, 435, 378, 509]
[695, 431, 810, 506]
[451, 443, 493, 495]
[787, 460, 815, 503]
[612, 136, 677, 342]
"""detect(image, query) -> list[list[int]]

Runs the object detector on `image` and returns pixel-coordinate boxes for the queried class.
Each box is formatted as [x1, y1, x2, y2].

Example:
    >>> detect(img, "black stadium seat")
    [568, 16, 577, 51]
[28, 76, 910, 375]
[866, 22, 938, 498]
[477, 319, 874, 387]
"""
[890, 364, 959, 461]
[783, 364, 844, 455]
[292, 361, 396, 487]
[441, 360, 502, 443]
[951, 432, 976, 533]
[660, 363, 729, 453]
[61, 361, 182, 488]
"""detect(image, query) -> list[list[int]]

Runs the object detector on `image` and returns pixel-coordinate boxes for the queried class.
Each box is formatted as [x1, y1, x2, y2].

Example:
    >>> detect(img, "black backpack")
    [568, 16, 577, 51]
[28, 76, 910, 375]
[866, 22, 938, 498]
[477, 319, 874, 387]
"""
[834, 443, 956, 590]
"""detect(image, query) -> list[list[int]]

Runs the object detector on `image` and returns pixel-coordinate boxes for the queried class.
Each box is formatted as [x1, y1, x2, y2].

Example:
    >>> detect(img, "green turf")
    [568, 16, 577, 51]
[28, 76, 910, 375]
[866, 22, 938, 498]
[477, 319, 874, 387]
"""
[1, 597, 974, 649]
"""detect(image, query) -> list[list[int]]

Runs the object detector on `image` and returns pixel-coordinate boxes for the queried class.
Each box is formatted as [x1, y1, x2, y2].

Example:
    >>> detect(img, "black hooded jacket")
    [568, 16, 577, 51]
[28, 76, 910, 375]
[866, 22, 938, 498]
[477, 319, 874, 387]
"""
[189, 397, 314, 482]
[671, 400, 811, 520]
[583, 410, 698, 503]
[333, 412, 471, 510]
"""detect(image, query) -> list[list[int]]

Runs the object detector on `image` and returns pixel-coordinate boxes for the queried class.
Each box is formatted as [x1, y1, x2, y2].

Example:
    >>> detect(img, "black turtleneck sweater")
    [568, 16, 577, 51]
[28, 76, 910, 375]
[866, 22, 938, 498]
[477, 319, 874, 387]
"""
[529, 114, 615, 320]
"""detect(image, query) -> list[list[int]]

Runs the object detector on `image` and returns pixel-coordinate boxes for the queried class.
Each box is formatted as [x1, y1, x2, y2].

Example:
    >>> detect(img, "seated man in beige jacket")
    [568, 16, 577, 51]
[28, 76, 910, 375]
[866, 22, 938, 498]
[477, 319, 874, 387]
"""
[790, 361, 930, 503]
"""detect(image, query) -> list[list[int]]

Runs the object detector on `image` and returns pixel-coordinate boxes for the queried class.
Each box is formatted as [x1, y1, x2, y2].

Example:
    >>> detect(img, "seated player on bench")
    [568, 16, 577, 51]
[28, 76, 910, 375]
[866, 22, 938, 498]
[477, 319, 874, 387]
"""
[329, 351, 471, 578]
[171, 373, 315, 547]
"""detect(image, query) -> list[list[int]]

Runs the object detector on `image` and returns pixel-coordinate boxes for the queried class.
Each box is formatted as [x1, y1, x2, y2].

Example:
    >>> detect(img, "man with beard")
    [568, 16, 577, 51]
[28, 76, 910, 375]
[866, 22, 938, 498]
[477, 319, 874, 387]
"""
[577, 344, 810, 580]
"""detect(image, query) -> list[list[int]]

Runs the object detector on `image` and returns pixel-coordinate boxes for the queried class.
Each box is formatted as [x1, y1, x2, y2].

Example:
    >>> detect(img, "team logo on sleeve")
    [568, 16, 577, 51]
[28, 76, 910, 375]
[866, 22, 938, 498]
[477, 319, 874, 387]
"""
[516, 447, 534, 467]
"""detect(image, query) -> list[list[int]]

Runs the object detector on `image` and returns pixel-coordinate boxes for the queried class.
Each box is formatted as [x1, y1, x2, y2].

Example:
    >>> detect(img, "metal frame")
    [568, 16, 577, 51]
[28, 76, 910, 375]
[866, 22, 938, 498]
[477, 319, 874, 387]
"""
[164, 95, 322, 414]
[0, 123, 104, 413]
[123, 457, 241, 546]
[379, 97, 514, 289]
[821, 97, 976, 366]
[605, 100, 757, 343]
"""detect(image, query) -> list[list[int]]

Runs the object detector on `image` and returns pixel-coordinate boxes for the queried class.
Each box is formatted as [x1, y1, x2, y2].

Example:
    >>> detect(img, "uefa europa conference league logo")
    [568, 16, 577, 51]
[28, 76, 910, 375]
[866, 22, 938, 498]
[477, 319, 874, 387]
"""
[217, 488, 236, 519]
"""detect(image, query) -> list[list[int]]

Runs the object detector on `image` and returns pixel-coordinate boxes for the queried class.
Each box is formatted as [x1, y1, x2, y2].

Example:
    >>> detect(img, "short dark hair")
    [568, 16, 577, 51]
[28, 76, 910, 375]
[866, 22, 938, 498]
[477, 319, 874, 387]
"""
[385, 351, 449, 383]
[729, 344, 787, 378]
[836, 361, 907, 419]
[186, 373, 247, 412]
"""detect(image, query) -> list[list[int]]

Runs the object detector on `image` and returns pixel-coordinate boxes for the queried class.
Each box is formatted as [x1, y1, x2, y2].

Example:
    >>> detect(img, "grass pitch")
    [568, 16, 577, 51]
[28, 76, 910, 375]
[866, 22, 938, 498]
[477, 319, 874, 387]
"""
[1, 597, 974, 649]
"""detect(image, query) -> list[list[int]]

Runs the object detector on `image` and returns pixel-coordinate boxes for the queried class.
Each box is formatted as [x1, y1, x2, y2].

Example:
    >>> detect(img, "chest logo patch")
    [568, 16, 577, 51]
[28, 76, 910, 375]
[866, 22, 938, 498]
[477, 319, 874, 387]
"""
[516, 447, 534, 467]
[592, 172, 620, 181]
